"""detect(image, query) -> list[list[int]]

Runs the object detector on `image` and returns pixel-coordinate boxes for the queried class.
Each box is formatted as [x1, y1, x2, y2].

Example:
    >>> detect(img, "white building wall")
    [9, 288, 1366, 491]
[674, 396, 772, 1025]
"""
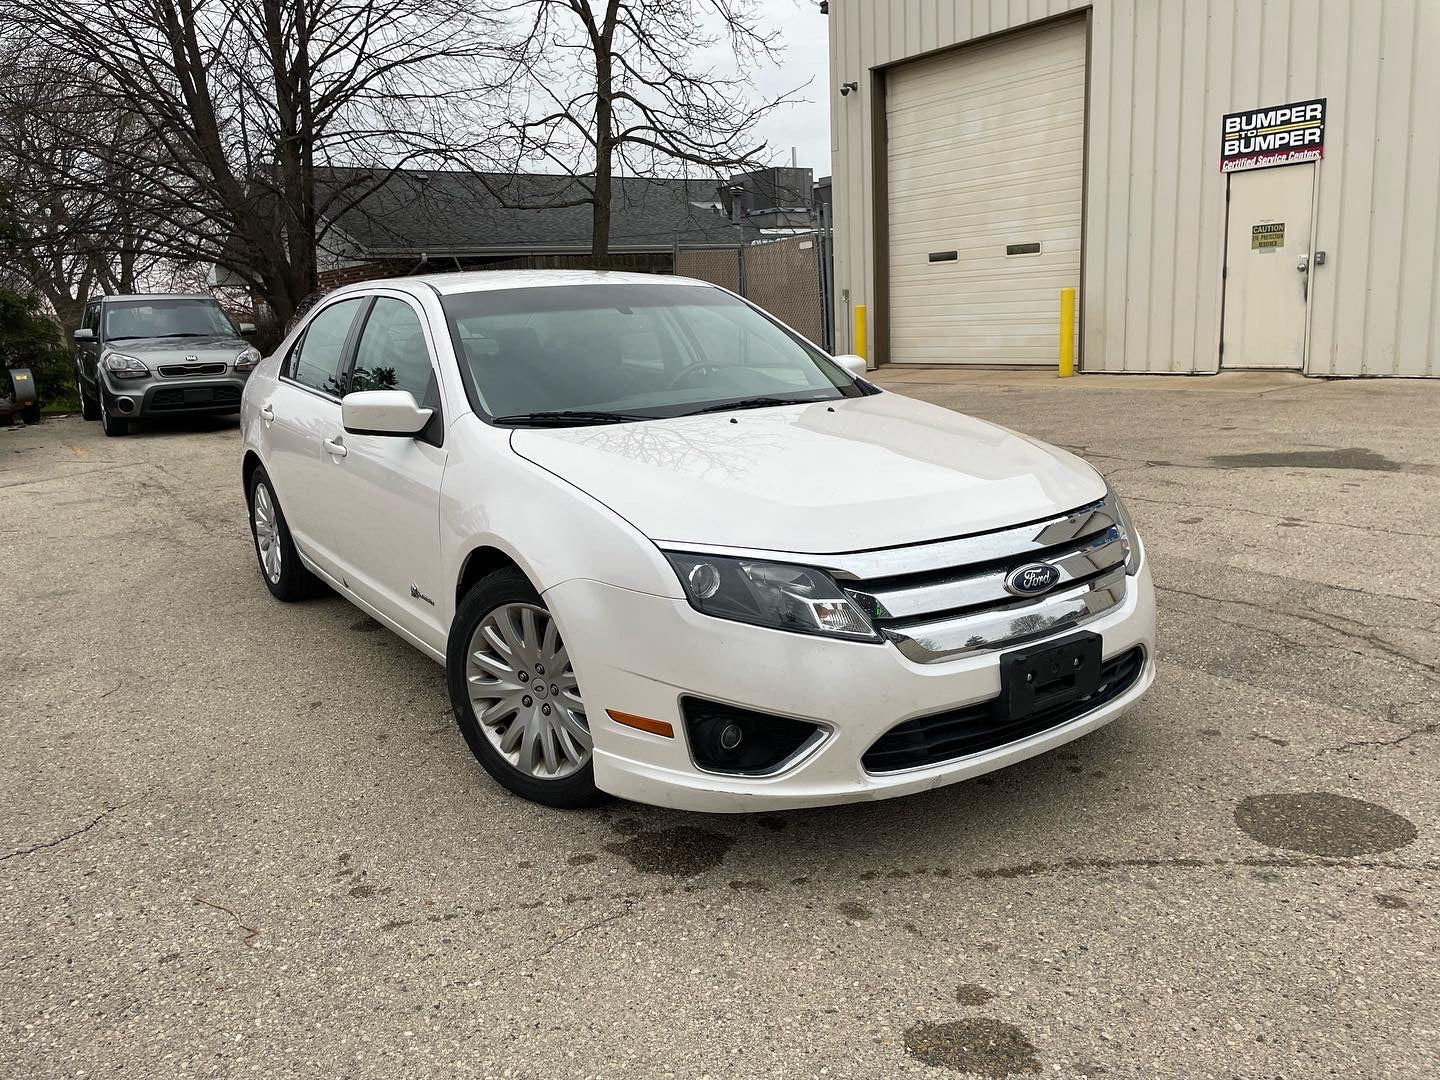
[828, 0, 1440, 377]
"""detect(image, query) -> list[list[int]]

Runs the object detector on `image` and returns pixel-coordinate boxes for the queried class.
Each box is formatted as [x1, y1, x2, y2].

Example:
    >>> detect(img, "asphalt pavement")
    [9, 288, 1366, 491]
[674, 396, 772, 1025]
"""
[1, 371, 1436, 1079]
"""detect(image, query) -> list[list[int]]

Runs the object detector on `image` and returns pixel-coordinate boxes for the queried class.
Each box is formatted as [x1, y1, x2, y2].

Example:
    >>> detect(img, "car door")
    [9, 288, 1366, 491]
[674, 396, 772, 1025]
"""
[77, 301, 101, 387]
[329, 293, 449, 651]
[261, 296, 366, 581]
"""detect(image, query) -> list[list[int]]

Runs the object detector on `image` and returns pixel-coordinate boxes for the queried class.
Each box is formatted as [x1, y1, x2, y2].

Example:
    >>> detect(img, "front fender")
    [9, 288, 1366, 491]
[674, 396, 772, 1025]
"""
[439, 414, 683, 630]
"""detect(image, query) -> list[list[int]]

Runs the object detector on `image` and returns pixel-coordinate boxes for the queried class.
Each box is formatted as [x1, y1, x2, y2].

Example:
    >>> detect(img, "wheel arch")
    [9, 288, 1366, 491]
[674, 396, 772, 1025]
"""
[455, 545, 531, 610]
[241, 450, 264, 497]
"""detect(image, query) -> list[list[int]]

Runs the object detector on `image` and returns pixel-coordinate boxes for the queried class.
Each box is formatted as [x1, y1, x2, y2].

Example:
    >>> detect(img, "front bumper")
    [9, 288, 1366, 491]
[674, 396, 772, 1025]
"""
[546, 562, 1156, 813]
[101, 371, 251, 417]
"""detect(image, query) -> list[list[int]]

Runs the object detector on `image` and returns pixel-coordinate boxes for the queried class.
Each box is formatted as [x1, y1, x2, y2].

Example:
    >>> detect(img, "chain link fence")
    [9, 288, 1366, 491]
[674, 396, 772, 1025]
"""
[676, 226, 834, 351]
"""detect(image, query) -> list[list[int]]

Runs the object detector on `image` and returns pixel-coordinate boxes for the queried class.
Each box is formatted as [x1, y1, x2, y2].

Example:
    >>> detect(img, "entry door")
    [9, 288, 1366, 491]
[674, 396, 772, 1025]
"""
[1222, 164, 1315, 369]
[330, 295, 449, 653]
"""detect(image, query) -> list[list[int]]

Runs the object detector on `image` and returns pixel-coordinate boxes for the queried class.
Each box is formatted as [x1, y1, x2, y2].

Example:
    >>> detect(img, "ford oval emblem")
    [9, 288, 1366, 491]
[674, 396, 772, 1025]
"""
[1005, 562, 1062, 597]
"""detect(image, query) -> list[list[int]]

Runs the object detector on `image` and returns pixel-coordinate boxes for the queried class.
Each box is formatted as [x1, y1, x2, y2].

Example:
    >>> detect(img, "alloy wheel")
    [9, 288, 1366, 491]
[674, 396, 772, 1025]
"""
[465, 602, 590, 780]
[252, 482, 282, 583]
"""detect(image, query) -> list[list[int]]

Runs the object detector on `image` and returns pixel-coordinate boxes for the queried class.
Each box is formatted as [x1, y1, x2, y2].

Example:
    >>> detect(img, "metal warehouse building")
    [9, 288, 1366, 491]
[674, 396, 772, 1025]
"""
[825, 0, 1440, 377]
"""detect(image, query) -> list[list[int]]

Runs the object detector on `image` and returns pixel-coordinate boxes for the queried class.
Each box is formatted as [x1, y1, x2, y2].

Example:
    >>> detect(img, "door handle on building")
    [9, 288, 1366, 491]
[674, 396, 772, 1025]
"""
[322, 436, 348, 458]
[1297, 253, 1309, 300]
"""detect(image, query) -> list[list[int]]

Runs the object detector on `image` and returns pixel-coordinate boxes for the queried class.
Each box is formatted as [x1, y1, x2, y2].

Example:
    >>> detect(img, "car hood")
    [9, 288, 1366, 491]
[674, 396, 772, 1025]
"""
[104, 334, 247, 361]
[510, 392, 1106, 553]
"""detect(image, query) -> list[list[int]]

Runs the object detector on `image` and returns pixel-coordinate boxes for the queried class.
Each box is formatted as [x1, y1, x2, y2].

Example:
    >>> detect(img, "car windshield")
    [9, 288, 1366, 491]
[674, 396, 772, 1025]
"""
[441, 283, 866, 422]
[104, 299, 237, 341]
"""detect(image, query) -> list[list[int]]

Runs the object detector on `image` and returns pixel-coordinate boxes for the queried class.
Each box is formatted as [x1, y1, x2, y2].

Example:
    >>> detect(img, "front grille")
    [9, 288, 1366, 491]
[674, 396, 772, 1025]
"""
[862, 646, 1146, 773]
[158, 362, 227, 378]
[148, 385, 241, 410]
[831, 498, 1130, 663]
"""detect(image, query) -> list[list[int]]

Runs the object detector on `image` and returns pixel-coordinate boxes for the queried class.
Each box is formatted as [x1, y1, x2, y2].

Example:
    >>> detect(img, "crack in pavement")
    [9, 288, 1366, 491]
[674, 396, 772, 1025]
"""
[1126, 492, 1440, 541]
[0, 793, 147, 863]
[476, 902, 634, 982]
[971, 852, 1440, 880]
[1157, 584, 1440, 680]
[1322, 720, 1440, 755]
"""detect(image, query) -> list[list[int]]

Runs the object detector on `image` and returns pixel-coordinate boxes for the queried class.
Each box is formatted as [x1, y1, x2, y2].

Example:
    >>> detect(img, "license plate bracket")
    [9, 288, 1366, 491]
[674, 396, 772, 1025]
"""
[999, 632, 1103, 721]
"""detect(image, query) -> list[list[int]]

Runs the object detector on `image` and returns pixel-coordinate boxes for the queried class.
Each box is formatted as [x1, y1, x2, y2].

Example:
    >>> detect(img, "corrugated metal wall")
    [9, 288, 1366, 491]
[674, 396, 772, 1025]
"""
[829, 0, 1440, 377]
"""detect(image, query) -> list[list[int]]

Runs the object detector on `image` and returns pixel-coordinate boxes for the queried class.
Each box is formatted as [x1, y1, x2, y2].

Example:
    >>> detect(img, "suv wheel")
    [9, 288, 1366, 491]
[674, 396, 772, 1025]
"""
[446, 568, 606, 808]
[247, 468, 319, 601]
[77, 371, 100, 421]
[98, 385, 127, 436]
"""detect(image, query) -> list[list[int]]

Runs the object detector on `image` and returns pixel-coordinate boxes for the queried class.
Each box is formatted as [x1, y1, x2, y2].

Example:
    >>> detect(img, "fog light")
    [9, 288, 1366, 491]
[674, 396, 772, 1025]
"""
[682, 698, 823, 775]
[114, 397, 136, 414]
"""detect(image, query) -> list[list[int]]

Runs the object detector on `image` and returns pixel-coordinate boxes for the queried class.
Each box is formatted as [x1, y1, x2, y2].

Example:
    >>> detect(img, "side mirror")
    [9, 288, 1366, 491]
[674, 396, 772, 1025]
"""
[73, 328, 94, 342]
[341, 390, 433, 437]
[238, 322, 257, 335]
[833, 353, 868, 380]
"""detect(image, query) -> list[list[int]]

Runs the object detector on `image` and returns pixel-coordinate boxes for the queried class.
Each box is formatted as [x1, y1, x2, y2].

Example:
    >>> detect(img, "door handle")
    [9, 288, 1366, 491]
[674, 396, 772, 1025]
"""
[1297, 253, 1309, 301]
[260, 403, 275, 422]
[322, 436, 348, 458]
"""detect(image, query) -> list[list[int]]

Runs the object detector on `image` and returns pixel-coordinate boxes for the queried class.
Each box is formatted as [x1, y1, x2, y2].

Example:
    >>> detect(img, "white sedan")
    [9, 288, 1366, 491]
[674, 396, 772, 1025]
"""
[240, 271, 1155, 812]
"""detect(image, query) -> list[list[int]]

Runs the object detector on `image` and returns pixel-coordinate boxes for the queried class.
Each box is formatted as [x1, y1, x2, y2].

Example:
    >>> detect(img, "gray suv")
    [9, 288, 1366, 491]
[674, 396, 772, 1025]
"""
[73, 294, 261, 436]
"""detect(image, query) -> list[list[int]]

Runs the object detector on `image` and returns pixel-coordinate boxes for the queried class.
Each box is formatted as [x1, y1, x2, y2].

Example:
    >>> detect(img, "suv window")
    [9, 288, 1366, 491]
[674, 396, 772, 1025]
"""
[287, 298, 363, 396]
[82, 303, 99, 332]
[347, 298, 435, 400]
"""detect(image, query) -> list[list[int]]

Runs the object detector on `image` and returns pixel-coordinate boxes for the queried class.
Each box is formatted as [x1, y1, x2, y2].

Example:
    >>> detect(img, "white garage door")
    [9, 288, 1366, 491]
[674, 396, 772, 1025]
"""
[886, 18, 1086, 365]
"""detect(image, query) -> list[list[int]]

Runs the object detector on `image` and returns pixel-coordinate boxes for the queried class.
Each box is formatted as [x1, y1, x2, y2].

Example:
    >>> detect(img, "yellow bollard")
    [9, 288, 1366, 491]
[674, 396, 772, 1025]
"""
[1058, 287, 1076, 377]
[854, 304, 867, 364]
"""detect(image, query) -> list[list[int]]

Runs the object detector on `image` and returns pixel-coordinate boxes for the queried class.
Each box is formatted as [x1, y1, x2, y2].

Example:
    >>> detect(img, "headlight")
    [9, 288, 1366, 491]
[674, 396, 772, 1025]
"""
[102, 351, 149, 378]
[234, 346, 262, 372]
[663, 551, 881, 641]
[1108, 489, 1143, 575]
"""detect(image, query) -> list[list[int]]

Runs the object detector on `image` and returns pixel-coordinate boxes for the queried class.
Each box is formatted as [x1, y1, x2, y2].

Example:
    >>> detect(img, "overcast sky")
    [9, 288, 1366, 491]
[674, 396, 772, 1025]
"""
[745, 2, 833, 177]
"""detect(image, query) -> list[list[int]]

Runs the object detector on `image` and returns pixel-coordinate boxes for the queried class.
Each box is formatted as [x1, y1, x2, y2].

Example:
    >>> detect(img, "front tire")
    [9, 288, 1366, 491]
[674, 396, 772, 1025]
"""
[447, 568, 606, 809]
[247, 468, 319, 601]
[98, 385, 127, 436]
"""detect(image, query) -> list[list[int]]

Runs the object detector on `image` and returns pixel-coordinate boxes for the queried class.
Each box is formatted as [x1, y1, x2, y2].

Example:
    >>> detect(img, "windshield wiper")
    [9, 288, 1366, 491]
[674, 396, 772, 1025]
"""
[492, 410, 654, 427]
[685, 396, 813, 416]
[152, 332, 213, 338]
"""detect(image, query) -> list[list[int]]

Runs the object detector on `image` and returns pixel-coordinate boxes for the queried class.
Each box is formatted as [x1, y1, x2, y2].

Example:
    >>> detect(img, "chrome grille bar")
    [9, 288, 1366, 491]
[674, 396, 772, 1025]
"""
[881, 568, 1128, 664]
[845, 528, 1125, 621]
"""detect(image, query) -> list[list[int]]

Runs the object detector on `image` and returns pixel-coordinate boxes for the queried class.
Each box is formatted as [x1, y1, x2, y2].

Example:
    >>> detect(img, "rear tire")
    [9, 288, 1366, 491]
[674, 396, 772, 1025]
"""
[446, 568, 607, 809]
[20, 403, 40, 425]
[247, 467, 320, 601]
[77, 372, 100, 421]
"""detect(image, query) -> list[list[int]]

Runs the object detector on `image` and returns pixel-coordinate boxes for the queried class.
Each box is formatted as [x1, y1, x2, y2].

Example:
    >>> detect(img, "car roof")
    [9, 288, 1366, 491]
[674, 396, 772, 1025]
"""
[331, 269, 720, 299]
[98, 294, 218, 302]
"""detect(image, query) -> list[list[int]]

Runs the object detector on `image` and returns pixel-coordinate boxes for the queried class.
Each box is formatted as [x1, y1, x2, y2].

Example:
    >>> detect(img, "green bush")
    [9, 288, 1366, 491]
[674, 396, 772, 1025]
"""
[0, 289, 71, 407]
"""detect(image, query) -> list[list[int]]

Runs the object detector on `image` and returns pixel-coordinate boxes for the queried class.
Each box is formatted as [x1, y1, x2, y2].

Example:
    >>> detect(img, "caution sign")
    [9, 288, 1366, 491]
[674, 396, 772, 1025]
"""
[1251, 223, 1285, 251]
[1221, 98, 1325, 173]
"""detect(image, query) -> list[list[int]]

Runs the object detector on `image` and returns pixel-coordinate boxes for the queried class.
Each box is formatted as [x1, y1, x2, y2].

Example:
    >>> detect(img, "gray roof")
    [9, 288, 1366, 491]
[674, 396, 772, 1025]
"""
[316, 168, 746, 257]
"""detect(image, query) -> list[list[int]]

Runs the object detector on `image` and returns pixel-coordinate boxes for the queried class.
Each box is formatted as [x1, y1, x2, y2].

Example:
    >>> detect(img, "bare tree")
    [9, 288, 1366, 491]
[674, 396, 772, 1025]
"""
[0, 44, 169, 329]
[494, 0, 802, 263]
[0, 0, 511, 325]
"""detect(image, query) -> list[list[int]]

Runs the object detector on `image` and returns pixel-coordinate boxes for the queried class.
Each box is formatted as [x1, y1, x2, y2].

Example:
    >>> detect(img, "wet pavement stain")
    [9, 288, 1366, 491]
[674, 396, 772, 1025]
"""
[566, 852, 597, 866]
[903, 1018, 1041, 1075]
[1207, 447, 1417, 473]
[351, 617, 384, 632]
[603, 826, 735, 875]
[1234, 793, 1418, 856]
[836, 901, 873, 920]
[955, 983, 996, 1006]
[1375, 893, 1410, 909]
